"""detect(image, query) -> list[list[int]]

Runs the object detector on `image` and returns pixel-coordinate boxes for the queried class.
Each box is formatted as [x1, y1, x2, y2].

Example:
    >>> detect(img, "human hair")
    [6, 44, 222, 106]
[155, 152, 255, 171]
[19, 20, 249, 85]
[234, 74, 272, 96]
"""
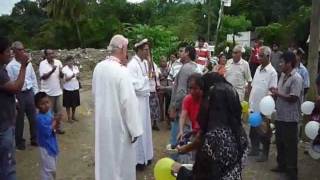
[185, 45, 196, 61]
[281, 51, 297, 68]
[198, 36, 206, 42]
[259, 46, 272, 58]
[272, 42, 279, 47]
[0, 37, 10, 54]
[134, 42, 149, 53]
[65, 55, 74, 62]
[178, 42, 188, 49]
[296, 47, 305, 57]
[11, 41, 23, 50]
[108, 34, 128, 53]
[34, 92, 49, 108]
[44, 49, 51, 56]
[196, 73, 246, 175]
[233, 45, 243, 53]
[187, 73, 204, 91]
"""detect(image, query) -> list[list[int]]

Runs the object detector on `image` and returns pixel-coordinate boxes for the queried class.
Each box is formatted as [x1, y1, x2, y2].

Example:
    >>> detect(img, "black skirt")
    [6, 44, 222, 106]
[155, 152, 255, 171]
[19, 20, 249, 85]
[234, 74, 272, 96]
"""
[63, 89, 80, 108]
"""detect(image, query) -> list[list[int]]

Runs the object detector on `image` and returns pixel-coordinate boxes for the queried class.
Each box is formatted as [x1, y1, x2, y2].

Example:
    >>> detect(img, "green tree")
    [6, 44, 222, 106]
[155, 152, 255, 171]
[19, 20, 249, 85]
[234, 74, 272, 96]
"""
[219, 15, 251, 46]
[125, 24, 180, 64]
[46, 0, 92, 47]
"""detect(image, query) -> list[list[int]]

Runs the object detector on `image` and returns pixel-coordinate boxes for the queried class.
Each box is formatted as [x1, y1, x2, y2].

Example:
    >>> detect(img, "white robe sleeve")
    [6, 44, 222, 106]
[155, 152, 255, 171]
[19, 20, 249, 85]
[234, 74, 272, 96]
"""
[127, 60, 150, 96]
[119, 72, 143, 139]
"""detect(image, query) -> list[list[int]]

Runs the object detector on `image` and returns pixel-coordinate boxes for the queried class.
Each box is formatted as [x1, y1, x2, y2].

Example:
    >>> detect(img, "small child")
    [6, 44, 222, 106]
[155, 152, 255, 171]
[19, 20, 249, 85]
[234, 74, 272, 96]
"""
[34, 92, 60, 180]
[177, 73, 204, 141]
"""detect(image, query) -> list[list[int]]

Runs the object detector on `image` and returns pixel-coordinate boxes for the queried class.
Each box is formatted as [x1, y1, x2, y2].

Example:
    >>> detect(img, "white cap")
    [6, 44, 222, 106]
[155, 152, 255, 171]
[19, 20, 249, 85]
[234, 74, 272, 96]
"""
[134, 38, 148, 48]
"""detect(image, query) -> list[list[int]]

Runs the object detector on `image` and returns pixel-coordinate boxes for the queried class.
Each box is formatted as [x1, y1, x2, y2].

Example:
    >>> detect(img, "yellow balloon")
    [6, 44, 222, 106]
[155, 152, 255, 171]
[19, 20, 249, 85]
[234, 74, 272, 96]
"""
[241, 101, 249, 113]
[154, 158, 176, 180]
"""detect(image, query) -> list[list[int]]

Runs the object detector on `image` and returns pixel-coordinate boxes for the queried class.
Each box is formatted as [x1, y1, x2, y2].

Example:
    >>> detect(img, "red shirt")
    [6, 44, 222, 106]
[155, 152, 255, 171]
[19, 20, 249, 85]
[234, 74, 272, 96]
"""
[250, 47, 260, 65]
[196, 47, 210, 66]
[182, 94, 201, 133]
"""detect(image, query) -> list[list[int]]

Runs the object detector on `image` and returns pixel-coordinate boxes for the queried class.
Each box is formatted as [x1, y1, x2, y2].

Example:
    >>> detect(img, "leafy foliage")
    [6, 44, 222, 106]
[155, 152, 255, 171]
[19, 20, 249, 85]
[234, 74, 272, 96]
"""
[125, 24, 180, 64]
[0, 0, 313, 58]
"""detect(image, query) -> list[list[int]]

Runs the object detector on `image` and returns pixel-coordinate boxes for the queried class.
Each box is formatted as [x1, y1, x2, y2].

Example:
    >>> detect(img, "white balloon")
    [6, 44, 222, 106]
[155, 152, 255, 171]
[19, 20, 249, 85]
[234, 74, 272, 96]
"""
[259, 96, 275, 116]
[305, 121, 320, 140]
[301, 101, 315, 115]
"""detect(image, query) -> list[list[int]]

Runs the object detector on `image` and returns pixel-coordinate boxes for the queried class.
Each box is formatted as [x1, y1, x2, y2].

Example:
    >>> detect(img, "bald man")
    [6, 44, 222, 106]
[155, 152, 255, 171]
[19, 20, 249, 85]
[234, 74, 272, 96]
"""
[93, 34, 143, 180]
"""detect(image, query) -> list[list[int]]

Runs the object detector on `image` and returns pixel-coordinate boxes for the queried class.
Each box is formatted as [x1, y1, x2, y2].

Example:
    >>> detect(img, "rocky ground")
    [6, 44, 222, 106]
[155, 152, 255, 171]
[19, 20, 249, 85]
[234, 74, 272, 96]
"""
[16, 49, 320, 180]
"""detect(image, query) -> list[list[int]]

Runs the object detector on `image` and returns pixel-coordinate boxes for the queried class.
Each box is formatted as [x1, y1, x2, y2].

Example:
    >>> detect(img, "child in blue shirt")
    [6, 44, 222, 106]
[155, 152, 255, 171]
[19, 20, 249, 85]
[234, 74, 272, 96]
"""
[34, 92, 61, 180]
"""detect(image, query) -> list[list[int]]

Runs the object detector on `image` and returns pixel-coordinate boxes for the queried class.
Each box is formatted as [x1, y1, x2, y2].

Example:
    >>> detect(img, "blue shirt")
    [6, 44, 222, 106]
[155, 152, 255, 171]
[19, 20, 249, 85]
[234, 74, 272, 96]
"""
[296, 63, 310, 89]
[36, 111, 59, 157]
[6, 58, 39, 93]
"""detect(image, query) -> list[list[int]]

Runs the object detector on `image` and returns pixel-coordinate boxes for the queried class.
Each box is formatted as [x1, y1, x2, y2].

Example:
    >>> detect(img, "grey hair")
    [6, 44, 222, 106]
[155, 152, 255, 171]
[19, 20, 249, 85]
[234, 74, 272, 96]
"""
[233, 45, 243, 53]
[107, 35, 128, 53]
[11, 41, 24, 50]
[259, 46, 272, 58]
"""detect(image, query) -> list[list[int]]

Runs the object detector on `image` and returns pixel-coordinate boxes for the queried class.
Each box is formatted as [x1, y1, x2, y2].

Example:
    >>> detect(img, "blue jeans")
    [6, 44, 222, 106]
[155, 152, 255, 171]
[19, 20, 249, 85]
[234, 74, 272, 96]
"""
[170, 118, 179, 146]
[0, 127, 16, 180]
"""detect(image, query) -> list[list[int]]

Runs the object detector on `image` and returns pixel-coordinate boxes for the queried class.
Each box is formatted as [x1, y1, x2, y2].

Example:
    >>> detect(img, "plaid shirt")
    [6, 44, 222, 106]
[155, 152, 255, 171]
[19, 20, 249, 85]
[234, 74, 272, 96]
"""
[275, 69, 303, 122]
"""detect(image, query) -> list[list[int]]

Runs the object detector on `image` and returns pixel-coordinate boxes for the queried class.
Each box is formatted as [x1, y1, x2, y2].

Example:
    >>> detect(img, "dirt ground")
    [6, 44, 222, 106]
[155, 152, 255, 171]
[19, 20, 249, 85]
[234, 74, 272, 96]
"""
[16, 84, 320, 180]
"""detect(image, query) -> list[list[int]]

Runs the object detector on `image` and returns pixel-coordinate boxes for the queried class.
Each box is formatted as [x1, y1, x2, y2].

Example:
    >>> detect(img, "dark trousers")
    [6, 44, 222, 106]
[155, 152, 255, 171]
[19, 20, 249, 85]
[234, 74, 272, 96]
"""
[15, 90, 37, 145]
[0, 127, 16, 180]
[249, 63, 259, 78]
[249, 127, 271, 156]
[275, 121, 298, 180]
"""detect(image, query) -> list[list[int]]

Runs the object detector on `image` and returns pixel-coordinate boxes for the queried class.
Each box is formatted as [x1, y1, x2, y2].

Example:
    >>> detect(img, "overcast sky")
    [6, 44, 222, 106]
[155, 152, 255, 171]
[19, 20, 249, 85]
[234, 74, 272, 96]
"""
[0, 0, 145, 15]
[0, 0, 22, 15]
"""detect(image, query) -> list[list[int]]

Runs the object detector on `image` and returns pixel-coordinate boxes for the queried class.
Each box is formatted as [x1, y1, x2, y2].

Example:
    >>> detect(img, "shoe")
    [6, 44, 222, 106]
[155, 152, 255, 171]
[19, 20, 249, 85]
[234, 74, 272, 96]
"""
[72, 117, 79, 121]
[248, 150, 259, 156]
[152, 125, 160, 131]
[31, 141, 38, 147]
[136, 164, 146, 171]
[16, 144, 26, 150]
[256, 154, 268, 162]
[147, 160, 153, 166]
[56, 129, 65, 134]
[270, 167, 286, 173]
[67, 120, 74, 124]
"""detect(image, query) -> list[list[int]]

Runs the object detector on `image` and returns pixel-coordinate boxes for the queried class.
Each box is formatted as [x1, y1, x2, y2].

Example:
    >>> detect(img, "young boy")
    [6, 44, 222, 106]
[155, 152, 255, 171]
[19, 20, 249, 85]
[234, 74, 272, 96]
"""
[34, 92, 60, 180]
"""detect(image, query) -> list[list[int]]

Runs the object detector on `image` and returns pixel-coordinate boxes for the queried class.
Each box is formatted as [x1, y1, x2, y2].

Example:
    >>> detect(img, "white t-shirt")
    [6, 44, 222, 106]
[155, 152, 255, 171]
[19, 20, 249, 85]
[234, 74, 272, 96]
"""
[62, 65, 80, 91]
[39, 59, 63, 96]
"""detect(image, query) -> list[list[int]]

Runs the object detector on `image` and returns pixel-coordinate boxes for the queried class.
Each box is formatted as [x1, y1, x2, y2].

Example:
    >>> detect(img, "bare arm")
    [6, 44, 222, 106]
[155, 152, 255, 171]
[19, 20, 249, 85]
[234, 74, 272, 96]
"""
[0, 54, 29, 94]
[177, 132, 201, 153]
[64, 73, 75, 82]
[41, 66, 56, 80]
[177, 110, 188, 140]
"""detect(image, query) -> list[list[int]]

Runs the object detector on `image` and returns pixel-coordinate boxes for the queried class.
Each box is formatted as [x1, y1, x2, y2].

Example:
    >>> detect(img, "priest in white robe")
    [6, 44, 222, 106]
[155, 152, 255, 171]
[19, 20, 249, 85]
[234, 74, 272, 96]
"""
[127, 38, 154, 170]
[93, 34, 143, 180]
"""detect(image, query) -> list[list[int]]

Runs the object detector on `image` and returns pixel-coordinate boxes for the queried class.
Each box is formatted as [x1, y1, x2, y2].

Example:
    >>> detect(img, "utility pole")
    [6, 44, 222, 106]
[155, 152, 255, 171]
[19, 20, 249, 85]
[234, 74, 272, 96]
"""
[207, 0, 212, 41]
[307, 0, 320, 100]
[214, 0, 224, 48]
[214, 0, 231, 49]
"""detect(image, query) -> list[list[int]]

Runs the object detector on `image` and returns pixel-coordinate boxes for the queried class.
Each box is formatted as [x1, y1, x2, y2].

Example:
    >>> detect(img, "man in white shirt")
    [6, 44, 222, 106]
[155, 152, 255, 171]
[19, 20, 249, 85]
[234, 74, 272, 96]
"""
[127, 39, 153, 170]
[225, 45, 252, 102]
[93, 34, 143, 180]
[39, 49, 64, 134]
[248, 46, 278, 162]
[6, 41, 39, 150]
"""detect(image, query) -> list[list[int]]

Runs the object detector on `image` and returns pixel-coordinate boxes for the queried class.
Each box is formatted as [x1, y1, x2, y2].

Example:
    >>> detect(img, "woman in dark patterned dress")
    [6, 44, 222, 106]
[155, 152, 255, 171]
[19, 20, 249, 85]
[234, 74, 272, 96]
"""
[172, 72, 248, 180]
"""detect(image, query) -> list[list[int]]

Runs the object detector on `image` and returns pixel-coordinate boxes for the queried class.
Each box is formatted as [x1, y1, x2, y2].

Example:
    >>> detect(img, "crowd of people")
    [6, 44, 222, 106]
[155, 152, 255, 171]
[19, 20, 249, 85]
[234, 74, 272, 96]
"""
[0, 38, 81, 179]
[0, 32, 319, 180]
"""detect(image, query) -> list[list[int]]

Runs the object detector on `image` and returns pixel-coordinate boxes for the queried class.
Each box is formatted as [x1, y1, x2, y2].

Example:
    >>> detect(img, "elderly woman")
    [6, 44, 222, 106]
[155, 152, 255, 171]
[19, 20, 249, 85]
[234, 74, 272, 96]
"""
[62, 56, 80, 123]
[172, 72, 248, 180]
